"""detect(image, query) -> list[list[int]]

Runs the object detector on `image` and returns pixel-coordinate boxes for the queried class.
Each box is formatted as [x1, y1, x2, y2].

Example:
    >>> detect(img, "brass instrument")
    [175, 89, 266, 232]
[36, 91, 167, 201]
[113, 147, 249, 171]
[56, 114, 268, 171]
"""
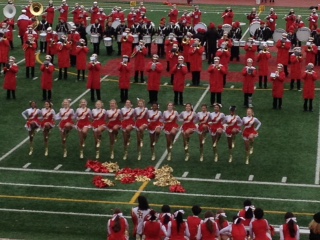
[182, 37, 190, 45]
[3, 4, 16, 19]
[30, 2, 44, 29]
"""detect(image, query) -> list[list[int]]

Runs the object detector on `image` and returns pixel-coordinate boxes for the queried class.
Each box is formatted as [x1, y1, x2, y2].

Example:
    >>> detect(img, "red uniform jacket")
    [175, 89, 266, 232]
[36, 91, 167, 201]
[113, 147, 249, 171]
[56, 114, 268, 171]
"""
[17, 17, 31, 38]
[76, 46, 89, 70]
[285, 15, 296, 32]
[68, 32, 81, 56]
[78, 11, 89, 27]
[168, 9, 179, 23]
[276, 40, 292, 65]
[257, 51, 271, 76]
[231, 224, 247, 240]
[216, 49, 230, 72]
[146, 62, 163, 91]
[217, 38, 233, 49]
[118, 63, 132, 89]
[247, 13, 257, 24]
[302, 70, 318, 99]
[133, 46, 147, 71]
[251, 219, 271, 240]
[2, 19, 14, 42]
[127, 13, 136, 28]
[271, 71, 286, 98]
[87, 62, 101, 90]
[46, 32, 59, 55]
[266, 13, 278, 32]
[304, 44, 318, 65]
[308, 14, 319, 31]
[108, 217, 128, 240]
[187, 216, 202, 240]
[72, 8, 81, 25]
[169, 51, 179, 70]
[165, 40, 178, 61]
[56, 42, 71, 68]
[143, 221, 166, 240]
[192, 11, 202, 25]
[41, 64, 55, 90]
[97, 13, 107, 31]
[290, 54, 303, 79]
[0, 39, 10, 63]
[25, 6, 33, 18]
[90, 7, 99, 24]
[182, 42, 191, 63]
[189, 46, 204, 72]
[208, 64, 227, 93]
[59, 5, 69, 21]
[171, 64, 188, 92]
[169, 220, 188, 240]
[3, 64, 19, 90]
[242, 66, 257, 94]
[121, 35, 134, 56]
[24, 42, 37, 67]
[45, 6, 55, 25]
[222, 12, 234, 25]
[198, 221, 219, 239]
[244, 45, 257, 63]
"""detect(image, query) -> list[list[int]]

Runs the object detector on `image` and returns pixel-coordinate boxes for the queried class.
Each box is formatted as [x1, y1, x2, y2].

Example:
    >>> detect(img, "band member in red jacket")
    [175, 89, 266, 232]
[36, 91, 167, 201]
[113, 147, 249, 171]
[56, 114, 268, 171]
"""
[302, 63, 318, 112]
[3, 56, 18, 100]
[75, 38, 89, 81]
[46, 27, 59, 63]
[23, 35, 37, 79]
[271, 64, 286, 110]
[304, 37, 318, 65]
[192, 6, 202, 25]
[246, 8, 257, 24]
[222, 7, 234, 25]
[285, 9, 296, 32]
[290, 47, 303, 90]
[56, 35, 71, 80]
[208, 57, 227, 105]
[169, 43, 179, 85]
[45, 1, 55, 26]
[165, 34, 178, 72]
[68, 27, 81, 67]
[276, 33, 292, 76]
[132, 40, 147, 83]
[244, 38, 257, 63]
[118, 55, 132, 103]
[189, 38, 204, 86]
[168, 4, 179, 23]
[242, 58, 257, 108]
[89, 2, 99, 24]
[57, 0, 69, 22]
[121, 28, 134, 56]
[0, 33, 10, 73]
[266, 8, 278, 34]
[40, 55, 55, 101]
[17, 9, 31, 45]
[257, 43, 271, 89]
[1, 21, 14, 50]
[171, 56, 188, 105]
[146, 54, 163, 104]
[308, 9, 319, 31]
[87, 54, 102, 101]
[216, 44, 231, 87]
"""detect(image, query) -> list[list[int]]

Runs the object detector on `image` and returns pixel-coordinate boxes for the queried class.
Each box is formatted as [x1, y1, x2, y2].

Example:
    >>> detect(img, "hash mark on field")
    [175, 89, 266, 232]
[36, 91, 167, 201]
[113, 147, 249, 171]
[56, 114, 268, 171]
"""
[54, 165, 62, 171]
[281, 177, 287, 183]
[22, 163, 31, 169]
[85, 168, 91, 172]
[248, 175, 254, 181]
[215, 173, 221, 180]
[182, 172, 189, 178]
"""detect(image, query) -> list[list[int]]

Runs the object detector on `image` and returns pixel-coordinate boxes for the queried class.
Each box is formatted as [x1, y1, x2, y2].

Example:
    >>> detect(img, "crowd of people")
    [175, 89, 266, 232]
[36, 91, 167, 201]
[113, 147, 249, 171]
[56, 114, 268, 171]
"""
[22, 98, 261, 164]
[106, 195, 320, 240]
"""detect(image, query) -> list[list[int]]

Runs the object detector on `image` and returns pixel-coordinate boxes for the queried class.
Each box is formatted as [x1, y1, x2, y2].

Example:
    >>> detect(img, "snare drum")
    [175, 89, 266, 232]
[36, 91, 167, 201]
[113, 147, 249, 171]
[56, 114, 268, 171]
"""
[233, 40, 240, 47]
[132, 34, 139, 44]
[143, 35, 151, 44]
[240, 41, 246, 47]
[253, 40, 260, 46]
[57, 32, 64, 39]
[91, 34, 100, 43]
[318, 46, 320, 50]
[39, 32, 47, 42]
[103, 37, 112, 47]
[117, 34, 122, 42]
[155, 36, 164, 44]
[267, 40, 274, 47]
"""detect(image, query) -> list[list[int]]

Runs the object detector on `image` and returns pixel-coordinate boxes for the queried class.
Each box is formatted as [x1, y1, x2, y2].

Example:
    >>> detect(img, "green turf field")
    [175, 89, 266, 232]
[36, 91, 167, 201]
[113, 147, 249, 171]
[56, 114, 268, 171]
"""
[0, 1, 319, 239]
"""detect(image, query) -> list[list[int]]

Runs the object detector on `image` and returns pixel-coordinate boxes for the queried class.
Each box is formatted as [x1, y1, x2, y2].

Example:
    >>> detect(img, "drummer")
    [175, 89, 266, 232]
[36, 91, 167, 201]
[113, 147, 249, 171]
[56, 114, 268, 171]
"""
[228, 22, 242, 61]
[55, 17, 69, 36]
[266, 8, 278, 35]
[131, 20, 142, 45]
[37, 16, 50, 52]
[116, 20, 127, 55]
[90, 18, 103, 55]
[253, 21, 272, 45]
[142, 20, 154, 56]
[314, 29, 320, 66]
[155, 20, 167, 58]
[103, 21, 115, 55]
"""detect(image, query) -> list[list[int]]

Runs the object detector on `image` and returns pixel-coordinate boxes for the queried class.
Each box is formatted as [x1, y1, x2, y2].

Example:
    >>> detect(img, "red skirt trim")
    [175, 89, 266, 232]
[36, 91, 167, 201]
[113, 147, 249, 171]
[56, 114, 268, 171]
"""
[135, 118, 149, 129]
[40, 119, 55, 130]
[121, 119, 135, 130]
[25, 119, 41, 131]
[76, 119, 91, 131]
[225, 125, 241, 137]
[148, 121, 164, 133]
[197, 123, 210, 134]
[163, 122, 179, 134]
[210, 123, 225, 135]
[92, 119, 107, 130]
[107, 120, 121, 132]
[181, 122, 197, 133]
[242, 127, 258, 140]
[59, 119, 74, 131]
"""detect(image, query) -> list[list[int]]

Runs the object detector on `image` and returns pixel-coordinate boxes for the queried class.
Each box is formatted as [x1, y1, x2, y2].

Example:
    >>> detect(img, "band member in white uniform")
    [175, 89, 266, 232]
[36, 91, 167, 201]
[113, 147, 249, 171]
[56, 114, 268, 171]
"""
[196, 104, 210, 162]
[40, 101, 56, 157]
[147, 103, 163, 161]
[106, 99, 121, 160]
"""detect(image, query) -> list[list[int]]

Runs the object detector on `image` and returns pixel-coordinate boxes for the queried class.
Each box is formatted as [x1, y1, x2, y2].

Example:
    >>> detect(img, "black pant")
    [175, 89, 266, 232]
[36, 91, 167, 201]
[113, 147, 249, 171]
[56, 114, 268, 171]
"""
[42, 89, 52, 101]
[149, 90, 158, 103]
[192, 71, 201, 86]
[304, 99, 313, 111]
[120, 89, 128, 103]
[0, 63, 5, 73]
[70, 55, 76, 67]
[59, 68, 68, 80]
[211, 92, 222, 105]
[6, 90, 15, 99]
[106, 46, 113, 55]
[20, 36, 24, 45]
[49, 55, 54, 63]
[134, 71, 144, 83]
[9, 40, 14, 50]
[166, 61, 170, 72]
[223, 74, 227, 87]
[273, 98, 282, 109]
[207, 49, 217, 64]
[174, 91, 183, 105]
[26, 67, 35, 78]
[145, 43, 151, 56]
[117, 42, 122, 55]
[230, 46, 240, 61]
[316, 51, 320, 66]
[259, 76, 268, 88]
[77, 70, 85, 81]
[186, 62, 191, 72]
[284, 65, 289, 76]
[290, 79, 301, 90]
[40, 41, 47, 53]
[171, 74, 174, 85]
[90, 89, 101, 101]
[244, 93, 253, 107]
[93, 42, 100, 55]
[157, 44, 165, 57]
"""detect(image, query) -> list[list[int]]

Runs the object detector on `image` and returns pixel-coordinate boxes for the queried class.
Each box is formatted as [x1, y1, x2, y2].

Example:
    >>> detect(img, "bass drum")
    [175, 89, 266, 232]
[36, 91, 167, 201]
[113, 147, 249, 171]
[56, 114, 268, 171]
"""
[249, 21, 260, 36]
[272, 28, 286, 42]
[112, 20, 121, 30]
[222, 24, 232, 33]
[194, 22, 207, 33]
[296, 27, 311, 42]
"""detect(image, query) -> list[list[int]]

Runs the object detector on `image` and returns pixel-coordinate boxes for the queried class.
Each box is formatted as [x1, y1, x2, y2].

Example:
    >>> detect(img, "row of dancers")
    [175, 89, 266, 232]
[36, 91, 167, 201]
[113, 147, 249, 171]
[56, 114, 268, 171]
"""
[22, 98, 261, 164]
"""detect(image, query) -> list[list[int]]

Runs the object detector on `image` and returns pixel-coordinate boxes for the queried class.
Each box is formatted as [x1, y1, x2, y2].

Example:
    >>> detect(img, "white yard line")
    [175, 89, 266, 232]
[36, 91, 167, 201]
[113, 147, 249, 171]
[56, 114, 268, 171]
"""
[315, 103, 320, 184]
[1, 182, 320, 203]
[0, 75, 108, 162]
[22, 163, 31, 169]
[154, 86, 210, 169]
[240, 27, 250, 41]
[182, 172, 189, 177]
[53, 164, 63, 171]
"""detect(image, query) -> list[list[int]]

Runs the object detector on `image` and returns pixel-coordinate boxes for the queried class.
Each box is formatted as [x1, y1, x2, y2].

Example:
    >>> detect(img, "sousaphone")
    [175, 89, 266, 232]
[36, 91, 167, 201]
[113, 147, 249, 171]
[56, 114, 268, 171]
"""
[3, 4, 16, 19]
[30, 2, 44, 29]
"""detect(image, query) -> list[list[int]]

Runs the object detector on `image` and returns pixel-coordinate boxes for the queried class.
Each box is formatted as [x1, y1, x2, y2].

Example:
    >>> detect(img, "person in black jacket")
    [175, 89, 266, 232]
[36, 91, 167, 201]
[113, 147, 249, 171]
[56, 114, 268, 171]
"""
[90, 18, 103, 55]
[77, 21, 87, 45]
[314, 29, 320, 66]
[206, 22, 219, 64]
[253, 21, 271, 42]
[228, 22, 242, 61]
[37, 16, 50, 53]
[103, 21, 114, 55]
[309, 212, 320, 240]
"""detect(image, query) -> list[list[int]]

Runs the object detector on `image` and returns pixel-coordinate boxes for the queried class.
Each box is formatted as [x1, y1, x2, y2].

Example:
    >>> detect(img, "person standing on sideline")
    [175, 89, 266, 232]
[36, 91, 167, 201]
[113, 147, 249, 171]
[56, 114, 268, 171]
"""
[146, 54, 163, 104]
[249, 208, 272, 240]
[142, 210, 167, 240]
[40, 55, 55, 101]
[196, 211, 219, 240]
[271, 64, 286, 110]
[87, 54, 102, 102]
[167, 210, 190, 239]
[3, 56, 18, 100]
[302, 63, 318, 112]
